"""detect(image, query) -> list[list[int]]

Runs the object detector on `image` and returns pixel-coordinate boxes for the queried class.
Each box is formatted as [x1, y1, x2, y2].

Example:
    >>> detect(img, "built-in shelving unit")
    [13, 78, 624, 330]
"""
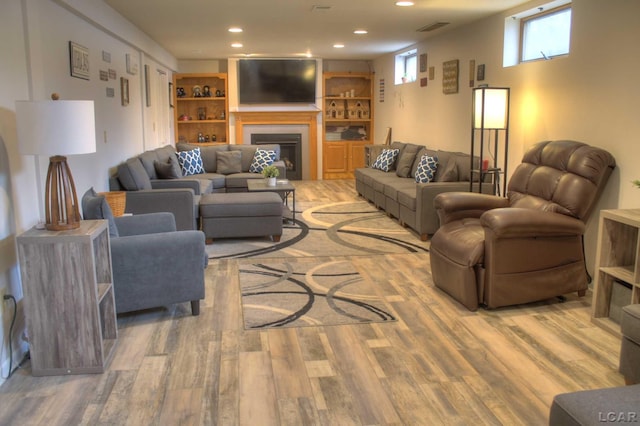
[322, 72, 374, 179]
[173, 73, 229, 145]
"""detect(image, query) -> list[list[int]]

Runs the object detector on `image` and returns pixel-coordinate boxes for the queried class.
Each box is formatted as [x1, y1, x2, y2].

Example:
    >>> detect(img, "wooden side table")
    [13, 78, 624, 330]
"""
[591, 209, 640, 336]
[16, 220, 118, 375]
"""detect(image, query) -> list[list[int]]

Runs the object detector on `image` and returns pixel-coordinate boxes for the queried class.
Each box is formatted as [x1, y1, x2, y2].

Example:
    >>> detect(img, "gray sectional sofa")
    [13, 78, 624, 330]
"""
[109, 142, 286, 231]
[355, 141, 492, 240]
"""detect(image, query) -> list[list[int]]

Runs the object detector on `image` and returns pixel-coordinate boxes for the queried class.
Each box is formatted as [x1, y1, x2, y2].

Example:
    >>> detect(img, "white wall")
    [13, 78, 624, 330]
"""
[0, 0, 177, 384]
[372, 0, 640, 272]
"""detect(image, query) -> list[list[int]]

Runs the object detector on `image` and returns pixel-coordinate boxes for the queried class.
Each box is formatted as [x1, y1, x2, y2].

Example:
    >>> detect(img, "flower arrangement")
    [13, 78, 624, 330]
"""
[634, 180, 640, 188]
[261, 165, 280, 178]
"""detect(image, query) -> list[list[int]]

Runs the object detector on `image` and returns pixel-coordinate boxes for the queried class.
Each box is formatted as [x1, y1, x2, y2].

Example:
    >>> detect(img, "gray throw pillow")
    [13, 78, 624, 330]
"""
[81, 187, 119, 238]
[117, 158, 152, 190]
[436, 159, 458, 182]
[216, 150, 242, 174]
[154, 159, 181, 179]
[395, 144, 420, 177]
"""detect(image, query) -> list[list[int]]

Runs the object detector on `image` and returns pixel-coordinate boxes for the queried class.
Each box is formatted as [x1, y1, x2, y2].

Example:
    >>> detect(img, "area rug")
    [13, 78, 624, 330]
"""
[206, 200, 429, 259]
[239, 259, 396, 329]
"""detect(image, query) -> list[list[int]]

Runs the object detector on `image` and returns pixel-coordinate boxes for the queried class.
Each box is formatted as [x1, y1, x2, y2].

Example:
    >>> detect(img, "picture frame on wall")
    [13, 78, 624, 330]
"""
[69, 41, 90, 80]
[121, 77, 129, 106]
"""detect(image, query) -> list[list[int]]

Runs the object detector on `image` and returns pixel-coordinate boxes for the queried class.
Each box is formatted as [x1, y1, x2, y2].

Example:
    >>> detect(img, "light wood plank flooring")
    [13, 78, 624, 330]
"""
[0, 179, 624, 425]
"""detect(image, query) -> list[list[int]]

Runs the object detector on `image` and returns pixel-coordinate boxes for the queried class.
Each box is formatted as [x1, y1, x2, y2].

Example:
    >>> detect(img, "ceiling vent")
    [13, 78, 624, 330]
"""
[416, 22, 450, 32]
[311, 5, 332, 11]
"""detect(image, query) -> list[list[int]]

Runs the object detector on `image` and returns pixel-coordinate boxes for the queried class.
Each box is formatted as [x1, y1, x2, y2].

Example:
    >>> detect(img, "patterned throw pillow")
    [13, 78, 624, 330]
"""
[372, 148, 400, 172]
[176, 148, 205, 176]
[415, 154, 438, 183]
[249, 148, 276, 173]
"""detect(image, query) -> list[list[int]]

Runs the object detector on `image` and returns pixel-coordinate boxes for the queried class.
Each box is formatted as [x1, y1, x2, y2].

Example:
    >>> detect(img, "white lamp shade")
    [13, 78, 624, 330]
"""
[16, 100, 96, 156]
[473, 88, 509, 129]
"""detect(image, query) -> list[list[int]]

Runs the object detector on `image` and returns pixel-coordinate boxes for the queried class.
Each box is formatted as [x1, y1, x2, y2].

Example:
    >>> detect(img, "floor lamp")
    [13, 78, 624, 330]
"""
[469, 87, 510, 196]
[16, 96, 96, 231]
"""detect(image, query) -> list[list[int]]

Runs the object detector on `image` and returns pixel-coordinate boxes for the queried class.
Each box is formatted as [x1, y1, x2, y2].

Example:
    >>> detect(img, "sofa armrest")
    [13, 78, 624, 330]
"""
[124, 189, 197, 231]
[114, 212, 176, 236]
[481, 208, 585, 238]
[151, 178, 202, 194]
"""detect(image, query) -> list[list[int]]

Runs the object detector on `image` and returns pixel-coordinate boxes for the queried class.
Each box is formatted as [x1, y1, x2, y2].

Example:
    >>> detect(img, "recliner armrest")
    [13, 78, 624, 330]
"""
[434, 192, 509, 225]
[481, 208, 585, 238]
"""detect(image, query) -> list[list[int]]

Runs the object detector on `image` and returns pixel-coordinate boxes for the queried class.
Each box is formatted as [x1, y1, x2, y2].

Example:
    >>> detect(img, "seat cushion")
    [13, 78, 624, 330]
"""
[549, 384, 640, 426]
[200, 192, 283, 217]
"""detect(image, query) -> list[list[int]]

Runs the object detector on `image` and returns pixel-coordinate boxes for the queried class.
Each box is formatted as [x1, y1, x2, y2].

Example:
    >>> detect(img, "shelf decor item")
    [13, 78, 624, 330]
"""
[469, 86, 510, 196]
[15, 94, 97, 230]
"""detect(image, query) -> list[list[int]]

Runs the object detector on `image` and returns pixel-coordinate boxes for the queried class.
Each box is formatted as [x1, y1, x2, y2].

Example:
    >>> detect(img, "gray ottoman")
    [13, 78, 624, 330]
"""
[200, 192, 283, 243]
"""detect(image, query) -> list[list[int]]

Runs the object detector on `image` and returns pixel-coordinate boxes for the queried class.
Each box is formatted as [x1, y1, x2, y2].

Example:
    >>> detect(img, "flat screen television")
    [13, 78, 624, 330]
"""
[238, 59, 317, 104]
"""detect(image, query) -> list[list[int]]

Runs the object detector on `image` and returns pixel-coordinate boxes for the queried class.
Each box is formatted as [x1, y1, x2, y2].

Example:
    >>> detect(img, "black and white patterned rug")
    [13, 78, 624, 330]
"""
[239, 259, 396, 329]
[206, 200, 429, 259]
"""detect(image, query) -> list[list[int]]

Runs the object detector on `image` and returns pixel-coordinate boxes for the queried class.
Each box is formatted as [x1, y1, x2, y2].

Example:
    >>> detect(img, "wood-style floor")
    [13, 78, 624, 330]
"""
[0, 180, 624, 425]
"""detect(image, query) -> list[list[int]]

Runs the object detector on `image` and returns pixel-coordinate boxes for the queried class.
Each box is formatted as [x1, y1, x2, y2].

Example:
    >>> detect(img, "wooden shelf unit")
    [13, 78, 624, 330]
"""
[322, 72, 374, 179]
[173, 73, 229, 144]
[16, 220, 118, 376]
[591, 209, 640, 336]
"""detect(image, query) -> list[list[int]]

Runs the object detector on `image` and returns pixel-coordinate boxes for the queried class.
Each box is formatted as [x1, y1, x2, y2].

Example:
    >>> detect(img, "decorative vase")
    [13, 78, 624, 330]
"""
[267, 177, 277, 186]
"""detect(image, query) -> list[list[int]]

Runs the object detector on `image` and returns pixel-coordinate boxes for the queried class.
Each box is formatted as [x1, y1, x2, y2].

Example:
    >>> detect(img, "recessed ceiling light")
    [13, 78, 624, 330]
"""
[228, 27, 243, 33]
[395, 1, 414, 6]
[353, 30, 368, 35]
[231, 43, 243, 48]
[333, 44, 345, 48]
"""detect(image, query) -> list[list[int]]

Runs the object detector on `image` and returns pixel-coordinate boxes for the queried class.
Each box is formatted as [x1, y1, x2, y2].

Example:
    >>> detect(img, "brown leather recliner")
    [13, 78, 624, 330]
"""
[429, 140, 616, 310]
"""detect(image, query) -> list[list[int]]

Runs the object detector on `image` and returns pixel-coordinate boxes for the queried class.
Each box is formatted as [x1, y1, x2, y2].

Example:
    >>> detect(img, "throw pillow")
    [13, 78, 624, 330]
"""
[216, 150, 242, 174]
[176, 148, 205, 176]
[154, 159, 181, 179]
[415, 154, 438, 183]
[372, 148, 400, 172]
[395, 144, 420, 178]
[436, 158, 458, 182]
[117, 158, 152, 191]
[81, 187, 119, 238]
[249, 148, 276, 173]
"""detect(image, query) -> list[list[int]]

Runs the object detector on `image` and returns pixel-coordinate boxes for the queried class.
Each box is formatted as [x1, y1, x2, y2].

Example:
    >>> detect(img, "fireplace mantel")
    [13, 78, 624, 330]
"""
[233, 110, 320, 180]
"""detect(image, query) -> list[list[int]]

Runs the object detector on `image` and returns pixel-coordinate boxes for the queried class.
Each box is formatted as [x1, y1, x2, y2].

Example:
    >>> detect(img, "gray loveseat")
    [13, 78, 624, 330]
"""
[109, 143, 286, 231]
[355, 141, 492, 240]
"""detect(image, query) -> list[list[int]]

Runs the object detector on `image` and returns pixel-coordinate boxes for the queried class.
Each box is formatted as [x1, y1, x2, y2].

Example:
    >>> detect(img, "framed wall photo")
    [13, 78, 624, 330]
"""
[477, 64, 486, 81]
[121, 77, 129, 106]
[69, 41, 90, 80]
[419, 53, 427, 73]
[442, 59, 459, 94]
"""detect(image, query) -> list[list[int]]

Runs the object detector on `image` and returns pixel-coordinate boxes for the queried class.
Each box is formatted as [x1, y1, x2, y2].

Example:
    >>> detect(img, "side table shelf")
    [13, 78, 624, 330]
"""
[17, 220, 118, 376]
[591, 209, 640, 336]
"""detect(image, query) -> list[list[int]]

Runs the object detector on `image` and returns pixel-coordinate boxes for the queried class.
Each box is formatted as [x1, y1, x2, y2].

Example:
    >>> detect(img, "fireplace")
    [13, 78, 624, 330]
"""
[251, 133, 302, 180]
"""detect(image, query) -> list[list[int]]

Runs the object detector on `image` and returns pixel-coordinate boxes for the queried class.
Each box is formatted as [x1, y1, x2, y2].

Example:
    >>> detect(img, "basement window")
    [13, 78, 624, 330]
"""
[504, 1, 572, 67]
[395, 49, 417, 85]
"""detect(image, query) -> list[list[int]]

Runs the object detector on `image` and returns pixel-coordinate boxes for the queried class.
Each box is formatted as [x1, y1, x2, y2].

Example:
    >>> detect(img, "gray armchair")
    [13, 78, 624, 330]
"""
[82, 189, 207, 315]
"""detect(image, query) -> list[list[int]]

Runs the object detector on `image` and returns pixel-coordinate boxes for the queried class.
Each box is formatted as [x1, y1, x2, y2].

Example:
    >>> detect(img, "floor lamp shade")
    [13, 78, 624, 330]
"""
[473, 87, 509, 130]
[16, 100, 96, 230]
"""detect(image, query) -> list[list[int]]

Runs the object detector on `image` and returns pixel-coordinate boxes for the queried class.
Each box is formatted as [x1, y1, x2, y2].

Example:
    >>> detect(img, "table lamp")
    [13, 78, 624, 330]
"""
[16, 95, 96, 231]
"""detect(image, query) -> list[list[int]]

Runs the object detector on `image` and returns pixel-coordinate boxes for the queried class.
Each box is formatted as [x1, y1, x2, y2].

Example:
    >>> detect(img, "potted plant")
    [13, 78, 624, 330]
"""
[262, 165, 279, 186]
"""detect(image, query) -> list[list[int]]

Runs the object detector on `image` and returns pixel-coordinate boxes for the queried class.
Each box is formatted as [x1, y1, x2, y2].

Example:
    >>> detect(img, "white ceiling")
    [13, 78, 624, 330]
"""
[104, 0, 531, 60]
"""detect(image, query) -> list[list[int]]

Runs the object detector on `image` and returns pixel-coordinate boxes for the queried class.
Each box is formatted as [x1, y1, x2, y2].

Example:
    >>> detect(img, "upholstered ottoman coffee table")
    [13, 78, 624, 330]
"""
[200, 192, 283, 243]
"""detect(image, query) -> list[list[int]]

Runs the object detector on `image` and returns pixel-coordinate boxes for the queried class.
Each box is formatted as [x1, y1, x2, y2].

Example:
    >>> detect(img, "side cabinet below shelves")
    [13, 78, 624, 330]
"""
[16, 220, 118, 376]
[591, 209, 640, 336]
